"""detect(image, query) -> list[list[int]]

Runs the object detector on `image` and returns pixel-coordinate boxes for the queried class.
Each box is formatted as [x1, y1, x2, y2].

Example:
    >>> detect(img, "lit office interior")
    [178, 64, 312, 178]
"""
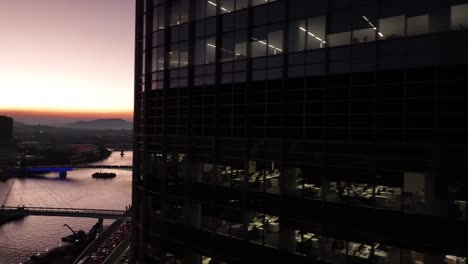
[139, 151, 468, 263]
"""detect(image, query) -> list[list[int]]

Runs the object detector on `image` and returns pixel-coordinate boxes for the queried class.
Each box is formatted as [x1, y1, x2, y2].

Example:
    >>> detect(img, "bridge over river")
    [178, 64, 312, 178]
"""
[0, 206, 130, 220]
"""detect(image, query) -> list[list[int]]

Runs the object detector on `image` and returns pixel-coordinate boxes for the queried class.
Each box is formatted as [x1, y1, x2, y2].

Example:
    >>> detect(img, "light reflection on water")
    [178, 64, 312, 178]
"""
[0, 151, 132, 263]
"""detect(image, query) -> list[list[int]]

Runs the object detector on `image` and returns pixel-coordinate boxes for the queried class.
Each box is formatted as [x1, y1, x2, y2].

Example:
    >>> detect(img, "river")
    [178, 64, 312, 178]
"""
[0, 151, 132, 264]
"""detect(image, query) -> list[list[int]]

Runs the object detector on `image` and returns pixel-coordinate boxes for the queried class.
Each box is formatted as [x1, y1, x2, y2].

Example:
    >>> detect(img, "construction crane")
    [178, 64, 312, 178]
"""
[63, 224, 77, 235]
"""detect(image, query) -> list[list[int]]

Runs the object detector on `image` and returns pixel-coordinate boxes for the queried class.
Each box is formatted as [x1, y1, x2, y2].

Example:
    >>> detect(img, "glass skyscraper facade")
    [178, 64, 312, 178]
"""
[133, 0, 468, 263]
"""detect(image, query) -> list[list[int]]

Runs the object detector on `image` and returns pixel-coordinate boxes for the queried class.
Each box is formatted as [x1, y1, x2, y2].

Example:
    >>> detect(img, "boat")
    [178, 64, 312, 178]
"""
[92, 172, 116, 179]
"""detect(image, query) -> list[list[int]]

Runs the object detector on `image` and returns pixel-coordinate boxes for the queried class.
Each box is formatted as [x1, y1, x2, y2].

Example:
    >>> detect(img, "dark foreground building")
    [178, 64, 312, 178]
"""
[0, 116, 13, 143]
[133, 0, 468, 263]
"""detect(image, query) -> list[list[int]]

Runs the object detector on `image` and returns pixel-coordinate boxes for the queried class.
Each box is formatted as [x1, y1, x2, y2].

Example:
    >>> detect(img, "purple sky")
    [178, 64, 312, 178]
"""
[0, 0, 135, 124]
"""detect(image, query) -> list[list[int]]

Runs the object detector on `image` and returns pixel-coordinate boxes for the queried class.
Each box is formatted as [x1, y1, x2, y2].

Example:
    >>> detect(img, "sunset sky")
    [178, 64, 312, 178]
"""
[0, 0, 135, 124]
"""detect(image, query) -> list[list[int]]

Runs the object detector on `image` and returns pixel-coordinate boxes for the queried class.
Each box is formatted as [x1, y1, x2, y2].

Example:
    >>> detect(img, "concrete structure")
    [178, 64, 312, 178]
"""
[0, 116, 16, 167]
[133, 1, 468, 264]
[0, 116, 13, 143]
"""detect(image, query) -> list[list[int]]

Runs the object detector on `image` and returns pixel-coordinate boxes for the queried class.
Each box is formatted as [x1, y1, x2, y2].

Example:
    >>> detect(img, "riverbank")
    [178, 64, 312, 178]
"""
[0, 170, 13, 182]
[25, 221, 102, 264]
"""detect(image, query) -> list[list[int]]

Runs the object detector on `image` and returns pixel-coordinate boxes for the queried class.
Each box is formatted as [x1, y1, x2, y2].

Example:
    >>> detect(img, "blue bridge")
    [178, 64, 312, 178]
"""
[10, 165, 132, 179]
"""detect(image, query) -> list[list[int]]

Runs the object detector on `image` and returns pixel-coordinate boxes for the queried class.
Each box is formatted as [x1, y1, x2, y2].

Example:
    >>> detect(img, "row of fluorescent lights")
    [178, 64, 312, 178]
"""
[207, 0, 270, 13]
[298, 27, 326, 44]
[208, 1, 231, 13]
[362, 16, 384, 37]
[208, 41, 282, 55]
[251, 37, 283, 53]
[207, 43, 243, 56]
[164, 14, 382, 61]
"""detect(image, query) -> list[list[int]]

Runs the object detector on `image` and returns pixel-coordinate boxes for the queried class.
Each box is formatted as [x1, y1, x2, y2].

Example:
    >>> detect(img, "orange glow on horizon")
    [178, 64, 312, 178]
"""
[0, 0, 135, 120]
[1, 108, 133, 121]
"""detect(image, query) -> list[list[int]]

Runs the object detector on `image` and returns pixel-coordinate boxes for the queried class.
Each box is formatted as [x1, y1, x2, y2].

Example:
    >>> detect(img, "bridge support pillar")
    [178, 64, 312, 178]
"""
[59, 171, 67, 179]
[98, 218, 103, 234]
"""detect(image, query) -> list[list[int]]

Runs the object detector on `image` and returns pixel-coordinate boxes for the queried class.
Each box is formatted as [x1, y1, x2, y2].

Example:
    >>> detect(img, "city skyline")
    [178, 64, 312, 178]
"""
[0, 0, 135, 123]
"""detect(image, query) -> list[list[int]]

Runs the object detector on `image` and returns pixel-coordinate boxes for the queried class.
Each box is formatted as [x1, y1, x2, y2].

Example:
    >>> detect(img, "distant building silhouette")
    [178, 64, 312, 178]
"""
[0, 116, 16, 166]
[0, 116, 13, 143]
[133, 1, 468, 264]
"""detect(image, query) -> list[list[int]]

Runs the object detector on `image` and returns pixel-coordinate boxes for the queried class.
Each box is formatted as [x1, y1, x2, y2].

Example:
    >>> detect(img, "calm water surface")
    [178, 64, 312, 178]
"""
[0, 151, 132, 264]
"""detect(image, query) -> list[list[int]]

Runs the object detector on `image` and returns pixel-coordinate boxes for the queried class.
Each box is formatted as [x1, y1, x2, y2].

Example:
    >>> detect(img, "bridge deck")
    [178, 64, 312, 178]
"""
[0, 206, 130, 220]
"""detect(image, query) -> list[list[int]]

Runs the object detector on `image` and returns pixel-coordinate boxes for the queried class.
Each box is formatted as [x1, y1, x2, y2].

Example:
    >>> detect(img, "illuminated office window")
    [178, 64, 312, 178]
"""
[407, 0, 449, 36]
[195, 37, 217, 65]
[169, 0, 189, 26]
[289, 20, 307, 52]
[219, 0, 235, 14]
[352, 6, 378, 44]
[450, 4, 468, 30]
[251, 0, 277, 7]
[379, 16, 406, 39]
[267, 24, 283, 56]
[251, 24, 283, 57]
[306, 16, 327, 50]
[407, 15, 430, 36]
[221, 31, 248, 61]
[290, 16, 327, 52]
[379, 0, 406, 39]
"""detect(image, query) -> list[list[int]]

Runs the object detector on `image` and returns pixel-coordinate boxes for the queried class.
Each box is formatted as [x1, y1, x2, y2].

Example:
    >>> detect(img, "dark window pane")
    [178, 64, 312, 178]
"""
[290, 0, 326, 18]
[195, 0, 207, 20]
[235, 10, 249, 29]
[328, 10, 351, 47]
[206, 17, 217, 35]
[251, 26, 267, 57]
[221, 32, 235, 61]
[289, 20, 306, 52]
[253, 5, 268, 26]
[153, 5, 166, 30]
[195, 39, 206, 65]
[223, 13, 235, 32]
[236, 0, 248, 10]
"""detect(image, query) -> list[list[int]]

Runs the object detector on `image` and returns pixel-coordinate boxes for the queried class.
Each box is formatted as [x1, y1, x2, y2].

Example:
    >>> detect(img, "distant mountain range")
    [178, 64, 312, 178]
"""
[55, 118, 133, 130]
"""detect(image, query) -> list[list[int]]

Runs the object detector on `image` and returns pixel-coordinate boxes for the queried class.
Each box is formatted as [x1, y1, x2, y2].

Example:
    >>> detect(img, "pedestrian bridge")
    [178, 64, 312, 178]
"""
[0, 206, 130, 220]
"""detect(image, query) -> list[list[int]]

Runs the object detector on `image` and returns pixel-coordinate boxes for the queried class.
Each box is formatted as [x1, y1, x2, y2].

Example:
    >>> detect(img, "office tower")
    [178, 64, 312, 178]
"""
[0, 116, 13, 143]
[133, 0, 468, 263]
